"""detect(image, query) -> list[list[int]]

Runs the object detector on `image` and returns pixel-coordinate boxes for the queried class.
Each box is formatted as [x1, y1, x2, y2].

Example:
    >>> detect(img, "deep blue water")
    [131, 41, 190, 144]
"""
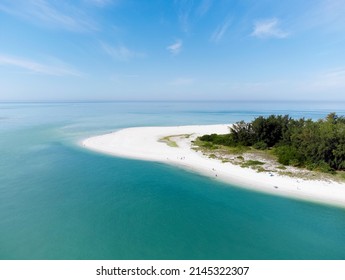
[1, 101, 345, 259]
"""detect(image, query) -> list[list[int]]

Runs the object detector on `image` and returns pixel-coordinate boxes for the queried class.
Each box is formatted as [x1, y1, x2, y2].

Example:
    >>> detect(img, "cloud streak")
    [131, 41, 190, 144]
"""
[0, 54, 82, 76]
[0, 0, 97, 32]
[167, 39, 183, 55]
[175, 0, 213, 33]
[211, 18, 231, 42]
[196, 0, 213, 17]
[85, 0, 114, 7]
[175, 0, 194, 33]
[101, 43, 145, 61]
[251, 18, 288, 39]
[307, 0, 345, 31]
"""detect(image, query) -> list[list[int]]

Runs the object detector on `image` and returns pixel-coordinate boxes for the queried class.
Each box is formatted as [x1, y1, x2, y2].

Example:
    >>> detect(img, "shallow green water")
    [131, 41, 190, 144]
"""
[1, 101, 345, 259]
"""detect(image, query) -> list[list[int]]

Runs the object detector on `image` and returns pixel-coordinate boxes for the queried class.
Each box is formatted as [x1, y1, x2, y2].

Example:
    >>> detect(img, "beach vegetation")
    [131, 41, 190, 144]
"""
[256, 166, 270, 173]
[241, 160, 265, 168]
[253, 141, 268, 150]
[277, 165, 287, 170]
[159, 134, 192, 148]
[246, 160, 264, 166]
[159, 135, 178, 147]
[225, 145, 249, 154]
[338, 172, 345, 180]
[199, 113, 345, 173]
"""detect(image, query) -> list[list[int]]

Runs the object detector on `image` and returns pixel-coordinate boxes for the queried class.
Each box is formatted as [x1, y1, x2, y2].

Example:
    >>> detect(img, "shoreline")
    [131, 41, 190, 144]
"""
[82, 124, 345, 208]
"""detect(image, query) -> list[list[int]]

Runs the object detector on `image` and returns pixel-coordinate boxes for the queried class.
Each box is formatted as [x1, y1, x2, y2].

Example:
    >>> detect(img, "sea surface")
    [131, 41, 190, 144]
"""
[1, 100, 345, 260]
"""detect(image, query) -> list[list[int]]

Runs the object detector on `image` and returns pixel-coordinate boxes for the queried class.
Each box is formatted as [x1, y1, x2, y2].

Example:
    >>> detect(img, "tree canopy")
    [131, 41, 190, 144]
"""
[199, 113, 345, 172]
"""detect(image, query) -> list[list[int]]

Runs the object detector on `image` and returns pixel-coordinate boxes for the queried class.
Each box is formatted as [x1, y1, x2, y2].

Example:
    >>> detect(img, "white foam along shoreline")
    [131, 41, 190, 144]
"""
[82, 124, 345, 208]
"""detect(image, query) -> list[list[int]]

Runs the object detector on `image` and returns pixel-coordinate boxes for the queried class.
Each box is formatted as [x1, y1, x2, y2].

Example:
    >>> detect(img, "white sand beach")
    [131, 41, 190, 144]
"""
[82, 124, 345, 208]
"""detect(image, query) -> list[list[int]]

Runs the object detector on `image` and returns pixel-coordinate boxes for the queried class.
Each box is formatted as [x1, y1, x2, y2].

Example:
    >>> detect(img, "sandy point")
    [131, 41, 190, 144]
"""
[82, 124, 345, 209]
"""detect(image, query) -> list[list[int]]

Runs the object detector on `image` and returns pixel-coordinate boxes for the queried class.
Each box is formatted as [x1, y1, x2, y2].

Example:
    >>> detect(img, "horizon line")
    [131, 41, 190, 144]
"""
[1, 99, 345, 103]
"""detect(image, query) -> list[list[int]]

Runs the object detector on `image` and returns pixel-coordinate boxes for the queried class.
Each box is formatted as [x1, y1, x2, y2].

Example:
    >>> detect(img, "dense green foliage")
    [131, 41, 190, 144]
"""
[199, 113, 345, 172]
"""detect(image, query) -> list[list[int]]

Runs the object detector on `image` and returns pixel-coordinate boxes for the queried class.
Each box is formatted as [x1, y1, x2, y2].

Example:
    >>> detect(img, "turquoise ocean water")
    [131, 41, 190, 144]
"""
[1, 101, 345, 260]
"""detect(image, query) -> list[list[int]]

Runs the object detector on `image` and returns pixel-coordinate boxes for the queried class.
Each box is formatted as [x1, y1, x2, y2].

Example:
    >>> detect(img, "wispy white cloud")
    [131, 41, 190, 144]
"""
[251, 18, 289, 39]
[0, 54, 82, 76]
[101, 42, 145, 61]
[174, 0, 212, 33]
[167, 39, 183, 55]
[170, 77, 195, 86]
[0, 0, 97, 32]
[85, 0, 114, 7]
[196, 0, 213, 17]
[211, 18, 231, 42]
[310, 0, 345, 28]
[175, 0, 194, 33]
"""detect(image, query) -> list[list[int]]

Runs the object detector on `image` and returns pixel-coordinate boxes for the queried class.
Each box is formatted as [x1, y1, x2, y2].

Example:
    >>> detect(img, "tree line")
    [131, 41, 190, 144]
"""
[199, 113, 345, 172]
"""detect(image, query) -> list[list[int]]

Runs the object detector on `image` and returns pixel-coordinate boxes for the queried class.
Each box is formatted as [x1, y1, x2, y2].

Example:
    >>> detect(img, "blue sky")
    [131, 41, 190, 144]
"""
[0, 0, 345, 101]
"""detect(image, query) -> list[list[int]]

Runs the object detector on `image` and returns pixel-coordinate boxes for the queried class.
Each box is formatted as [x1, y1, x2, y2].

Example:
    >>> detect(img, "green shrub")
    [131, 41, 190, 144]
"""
[315, 162, 335, 174]
[246, 160, 264, 165]
[241, 160, 264, 168]
[289, 159, 302, 167]
[305, 162, 318, 171]
[253, 141, 268, 150]
[202, 142, 214, 148]
[274, 145, 300, 166]
[256, 166, 268, 172]
[199, 134, 231, 145]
